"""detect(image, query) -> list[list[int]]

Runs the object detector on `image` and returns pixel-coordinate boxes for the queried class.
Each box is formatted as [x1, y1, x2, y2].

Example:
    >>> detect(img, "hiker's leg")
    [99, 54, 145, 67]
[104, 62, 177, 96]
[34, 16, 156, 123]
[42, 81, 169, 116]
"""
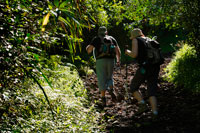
[149, 96, 157, 114]
[130, 67, 145, 103]
[130, 67, 148, 115]
[147, 65, 160, 114]
[96, 59, 107, 106]
[106, 58, 114, 89]
[133, 91, 144, 103]
[101, 90, 106, 107]
[106, 59, 116, 101]
[106, 59, 114, 90]
[134, 92, 149, 115]
[147, 85, 158, 113]
[101, 90, 106, 97]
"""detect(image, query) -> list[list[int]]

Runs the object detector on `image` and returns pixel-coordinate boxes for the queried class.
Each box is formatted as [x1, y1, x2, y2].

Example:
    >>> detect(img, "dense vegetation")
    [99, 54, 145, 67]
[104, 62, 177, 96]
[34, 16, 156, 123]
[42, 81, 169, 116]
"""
[1, 0, 199, 132]
[164, 44, 200, 93]
[1, 0, 102, 131]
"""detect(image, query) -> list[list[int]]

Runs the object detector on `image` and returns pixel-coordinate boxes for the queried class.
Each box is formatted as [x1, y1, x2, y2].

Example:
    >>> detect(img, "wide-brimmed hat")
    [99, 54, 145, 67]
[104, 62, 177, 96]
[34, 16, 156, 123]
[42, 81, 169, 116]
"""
[98, 26, 107, 36]
[130, 28, 143, 39]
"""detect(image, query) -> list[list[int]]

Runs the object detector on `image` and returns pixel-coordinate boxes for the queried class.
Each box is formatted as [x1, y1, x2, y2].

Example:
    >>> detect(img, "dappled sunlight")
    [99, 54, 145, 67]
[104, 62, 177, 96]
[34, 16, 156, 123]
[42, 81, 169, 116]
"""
[1, 0, 199, 132]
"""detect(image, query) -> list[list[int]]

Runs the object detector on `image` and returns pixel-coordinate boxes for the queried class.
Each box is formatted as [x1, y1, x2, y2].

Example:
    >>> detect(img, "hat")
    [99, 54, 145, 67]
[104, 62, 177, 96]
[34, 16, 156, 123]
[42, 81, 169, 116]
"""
[130, 28, 143, 39]
[98, 26, 107, 36]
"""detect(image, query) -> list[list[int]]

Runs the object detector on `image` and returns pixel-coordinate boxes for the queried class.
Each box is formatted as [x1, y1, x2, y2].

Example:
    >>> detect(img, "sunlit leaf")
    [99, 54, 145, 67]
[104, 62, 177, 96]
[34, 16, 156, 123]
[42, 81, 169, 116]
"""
[26, 67, 33, 71]
[57, 106, 60, 114]
[27, 33, 30, 37]
[50, 10, 57, 17]
[42, 13, 50, 26]
[59, 9, 74, 16]
[58, 16, 72, 28]
[71, 17, 80, 25]
[48, 3, 53, 10]
[59, 1, 68, 8]
[88, 13, 96, 23]
[33, 54, 39, 61]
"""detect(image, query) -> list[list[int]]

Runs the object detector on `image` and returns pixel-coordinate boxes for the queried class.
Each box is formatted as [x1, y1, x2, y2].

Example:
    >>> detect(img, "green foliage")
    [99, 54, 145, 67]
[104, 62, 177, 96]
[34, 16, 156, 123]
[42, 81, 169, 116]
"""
[0, 63, 104, 132]
[0, 0, 92, 92]
[73, 56, 95, 76]
[164, 44, 200, 93]
[122, 0, 199, 53]
[0, 0, 103, 131]
[84, 0, 124, 26]
[1, 0, 199, 131]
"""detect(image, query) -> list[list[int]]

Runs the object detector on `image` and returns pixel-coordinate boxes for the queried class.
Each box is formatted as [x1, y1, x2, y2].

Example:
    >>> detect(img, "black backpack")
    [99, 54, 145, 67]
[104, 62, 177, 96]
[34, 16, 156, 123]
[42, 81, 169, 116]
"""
[139, 37, 164, 65]
[95, 35, 116, 59]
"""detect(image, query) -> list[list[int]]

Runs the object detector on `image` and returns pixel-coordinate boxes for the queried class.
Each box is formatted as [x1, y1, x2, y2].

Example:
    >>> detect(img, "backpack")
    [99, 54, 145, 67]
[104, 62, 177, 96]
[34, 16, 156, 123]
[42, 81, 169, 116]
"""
[95, 35, 116, 59]
[139, 37, 164, 65]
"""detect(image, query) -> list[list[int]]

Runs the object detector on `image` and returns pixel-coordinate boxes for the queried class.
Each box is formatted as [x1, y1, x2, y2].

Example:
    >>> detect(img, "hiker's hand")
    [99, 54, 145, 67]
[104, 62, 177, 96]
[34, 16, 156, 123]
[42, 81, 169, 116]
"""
[125, 49, 129, 55]
[124, 45, 129, 55]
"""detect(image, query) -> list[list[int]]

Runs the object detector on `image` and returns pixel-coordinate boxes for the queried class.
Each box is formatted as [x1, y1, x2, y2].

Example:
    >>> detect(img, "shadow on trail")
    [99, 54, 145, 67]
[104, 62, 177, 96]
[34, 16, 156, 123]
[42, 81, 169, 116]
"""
[83, 56, 200, 133]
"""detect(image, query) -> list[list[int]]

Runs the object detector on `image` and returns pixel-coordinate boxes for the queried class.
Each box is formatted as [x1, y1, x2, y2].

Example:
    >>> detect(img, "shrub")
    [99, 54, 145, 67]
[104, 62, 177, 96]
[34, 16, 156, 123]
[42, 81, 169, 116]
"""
[164, 44, 200, 93]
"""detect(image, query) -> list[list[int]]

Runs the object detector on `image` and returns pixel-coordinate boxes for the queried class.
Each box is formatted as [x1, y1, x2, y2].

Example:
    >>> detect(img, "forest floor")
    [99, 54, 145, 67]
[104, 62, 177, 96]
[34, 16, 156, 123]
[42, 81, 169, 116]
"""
[83, 55, 200, 133]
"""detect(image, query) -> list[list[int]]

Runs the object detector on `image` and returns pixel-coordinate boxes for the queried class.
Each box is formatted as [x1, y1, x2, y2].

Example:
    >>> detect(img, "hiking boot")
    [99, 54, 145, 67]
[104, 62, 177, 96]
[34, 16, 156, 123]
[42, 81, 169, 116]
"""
[151, 111, 159, 122]
[135, 103, 149, 115]
[152, 114, 159, 122]
[102, 97, 106, 107]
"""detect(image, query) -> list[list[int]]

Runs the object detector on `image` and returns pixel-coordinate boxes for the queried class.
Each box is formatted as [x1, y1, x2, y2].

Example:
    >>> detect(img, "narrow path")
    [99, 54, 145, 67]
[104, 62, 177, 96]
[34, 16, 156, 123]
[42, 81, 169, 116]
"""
[84, 56, 200, 132]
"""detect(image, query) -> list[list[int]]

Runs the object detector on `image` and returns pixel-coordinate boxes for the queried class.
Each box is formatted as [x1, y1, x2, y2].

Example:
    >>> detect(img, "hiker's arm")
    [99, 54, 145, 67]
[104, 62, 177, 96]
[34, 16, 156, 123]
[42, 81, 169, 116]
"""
[125, 38, 138, 58]
[115, 45, 121, 63]
[111, 36, 121, 63]
[86, 44, 94, 54]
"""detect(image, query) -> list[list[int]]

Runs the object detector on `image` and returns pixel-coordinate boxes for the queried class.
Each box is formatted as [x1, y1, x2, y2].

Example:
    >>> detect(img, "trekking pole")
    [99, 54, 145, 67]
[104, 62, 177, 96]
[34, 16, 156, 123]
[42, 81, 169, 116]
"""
[123, 45, 130, 102]
[119, 63, 130, 103]
[124, 60, 130, 101]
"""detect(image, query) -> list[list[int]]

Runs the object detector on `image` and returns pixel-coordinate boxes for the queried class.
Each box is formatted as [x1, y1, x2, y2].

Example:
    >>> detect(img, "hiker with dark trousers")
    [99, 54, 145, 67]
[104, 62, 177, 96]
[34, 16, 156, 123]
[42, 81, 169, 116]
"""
[86, 26, 121, 107]
[125, 28, 161, 116]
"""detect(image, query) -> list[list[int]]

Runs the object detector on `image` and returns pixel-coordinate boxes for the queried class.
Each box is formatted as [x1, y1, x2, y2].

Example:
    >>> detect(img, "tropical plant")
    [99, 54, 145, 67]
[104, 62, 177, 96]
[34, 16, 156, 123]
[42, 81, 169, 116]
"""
[0, 0, 95, 126]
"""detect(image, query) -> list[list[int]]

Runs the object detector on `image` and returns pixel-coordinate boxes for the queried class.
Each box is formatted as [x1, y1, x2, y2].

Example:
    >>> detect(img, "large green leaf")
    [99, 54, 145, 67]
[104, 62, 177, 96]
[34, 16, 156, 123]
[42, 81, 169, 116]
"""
[54, 0, 59, 7]
[59, 1, 69, 8]
[58, 16, 72, 29]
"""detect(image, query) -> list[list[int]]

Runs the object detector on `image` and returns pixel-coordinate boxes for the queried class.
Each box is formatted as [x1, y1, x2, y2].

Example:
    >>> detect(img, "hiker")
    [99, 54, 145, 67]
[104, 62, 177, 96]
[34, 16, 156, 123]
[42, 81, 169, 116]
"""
[86, 26, 121, 107]
[125, 28, 163, 116]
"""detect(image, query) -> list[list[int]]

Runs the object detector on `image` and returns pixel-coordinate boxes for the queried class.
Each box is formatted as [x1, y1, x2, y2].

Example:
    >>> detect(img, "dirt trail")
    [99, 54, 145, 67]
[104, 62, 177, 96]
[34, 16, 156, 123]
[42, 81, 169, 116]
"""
[83, 56, 200, 132]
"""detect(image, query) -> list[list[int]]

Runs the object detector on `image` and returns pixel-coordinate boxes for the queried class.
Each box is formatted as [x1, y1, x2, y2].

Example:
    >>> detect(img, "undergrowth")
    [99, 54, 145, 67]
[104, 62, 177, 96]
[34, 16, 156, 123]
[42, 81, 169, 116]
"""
[0, 59, 104, 132]
[164, 44, 200, 93]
